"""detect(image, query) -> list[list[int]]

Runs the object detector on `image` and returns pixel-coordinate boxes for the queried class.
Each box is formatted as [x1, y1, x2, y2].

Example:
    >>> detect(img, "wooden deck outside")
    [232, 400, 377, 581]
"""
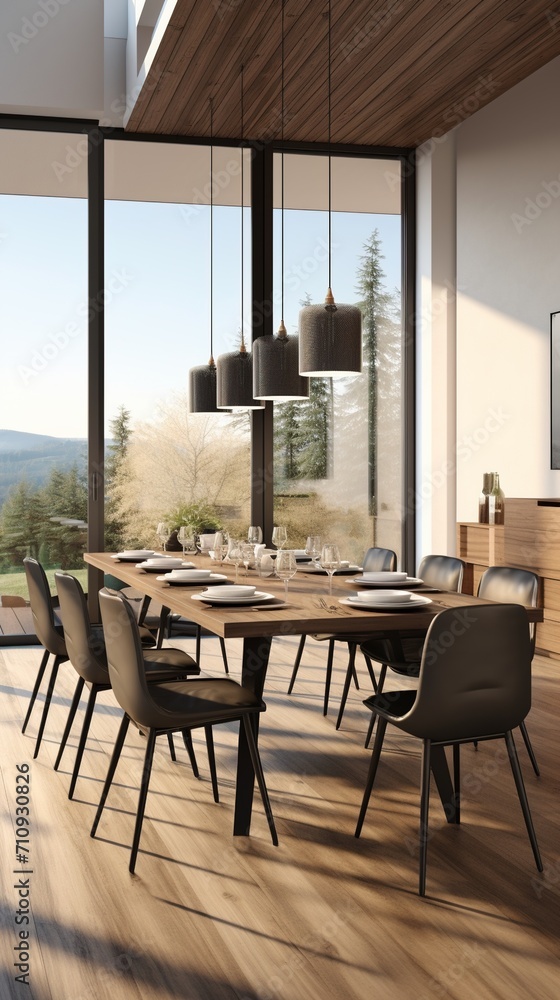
[0, 635, 559, 999]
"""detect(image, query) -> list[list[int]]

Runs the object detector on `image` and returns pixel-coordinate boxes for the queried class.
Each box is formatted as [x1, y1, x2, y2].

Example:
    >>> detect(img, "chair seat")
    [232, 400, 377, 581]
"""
[136, 677, 264, 731]
[364, 688, 417, 720]
[362, 636, 424, 675]
[143, 647, 199, 681]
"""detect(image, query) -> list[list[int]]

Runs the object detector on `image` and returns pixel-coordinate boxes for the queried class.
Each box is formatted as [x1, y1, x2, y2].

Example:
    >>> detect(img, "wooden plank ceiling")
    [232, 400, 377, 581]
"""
[126, 0, 560, 147]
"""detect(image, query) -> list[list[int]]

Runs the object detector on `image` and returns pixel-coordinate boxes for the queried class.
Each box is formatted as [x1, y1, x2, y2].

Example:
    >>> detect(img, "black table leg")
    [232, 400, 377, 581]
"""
[233, 635, 272, 836]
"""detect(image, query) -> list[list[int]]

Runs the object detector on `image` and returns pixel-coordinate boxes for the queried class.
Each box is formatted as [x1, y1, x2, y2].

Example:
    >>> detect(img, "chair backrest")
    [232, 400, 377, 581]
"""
[23, 557, 66, 657]
[0, 595, 27, 607]
[98, 588, 155, 728]
[477, 565, 538, 655]
[403, 604, 532, 742]
[363, 547, 397, 572]
[54, 573, 109, 685]
[418, 554, 464, 592]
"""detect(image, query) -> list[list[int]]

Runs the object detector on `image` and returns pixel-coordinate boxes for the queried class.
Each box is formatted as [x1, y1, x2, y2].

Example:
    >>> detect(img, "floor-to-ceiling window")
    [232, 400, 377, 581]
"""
[272, 153, 403, 565]
[0, 130, 88, 612]
[104, 140, 253, 553]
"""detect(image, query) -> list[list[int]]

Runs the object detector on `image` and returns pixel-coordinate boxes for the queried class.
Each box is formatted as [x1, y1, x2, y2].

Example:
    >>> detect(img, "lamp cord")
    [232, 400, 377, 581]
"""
[210, 97, 214, 364]
[241, 65, 245, 350]
[281, 0, 285, 326]
[328, 0, 332, 293]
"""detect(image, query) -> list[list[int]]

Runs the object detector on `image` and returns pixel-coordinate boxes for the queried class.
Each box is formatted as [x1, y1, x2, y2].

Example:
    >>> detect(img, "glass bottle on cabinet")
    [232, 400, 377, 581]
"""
[478, 473, 492, 523]
[487, 473, 505, 525]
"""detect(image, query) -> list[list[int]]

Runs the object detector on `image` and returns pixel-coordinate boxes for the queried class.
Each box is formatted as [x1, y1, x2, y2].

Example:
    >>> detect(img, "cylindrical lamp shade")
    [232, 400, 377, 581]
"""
[188, 362, 219, 413]
[299, 300, 363, 377]
[253, 332, 310, 400]
[216, 349, 264, 410]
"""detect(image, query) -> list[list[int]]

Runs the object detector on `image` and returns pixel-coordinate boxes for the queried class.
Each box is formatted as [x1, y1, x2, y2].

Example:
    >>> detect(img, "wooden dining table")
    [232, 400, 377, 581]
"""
[85, 551, 543, 838]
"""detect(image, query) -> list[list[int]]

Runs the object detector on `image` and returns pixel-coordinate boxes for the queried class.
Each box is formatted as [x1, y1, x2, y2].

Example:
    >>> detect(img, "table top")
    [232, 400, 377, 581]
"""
[85, 552, 543, 640]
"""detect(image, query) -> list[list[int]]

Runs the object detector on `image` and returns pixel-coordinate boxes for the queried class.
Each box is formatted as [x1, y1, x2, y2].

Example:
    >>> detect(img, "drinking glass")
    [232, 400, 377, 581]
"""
[276, 549, 297, 598]
[272, 526, 287, 550]
[227, 539, 243, 582]
[177, 526, 190, 557]
[156, 522, 170, 553]
[305, 535, 322, 566]
[242, 543, 255, 576]
[320, 544, 341, 595]
[248, 525, 261, 545]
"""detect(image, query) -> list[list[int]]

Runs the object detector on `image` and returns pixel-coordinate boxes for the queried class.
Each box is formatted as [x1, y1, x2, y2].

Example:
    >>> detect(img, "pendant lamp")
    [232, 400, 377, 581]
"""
[253, 0, 309, 402]
[188, 99, 219, 413]
[298, 0, 362, 378]
[216, 67, 264, 411]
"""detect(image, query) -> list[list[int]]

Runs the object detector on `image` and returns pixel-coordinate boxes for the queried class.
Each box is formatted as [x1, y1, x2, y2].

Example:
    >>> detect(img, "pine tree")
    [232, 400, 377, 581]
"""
[0, 480, 44, 564]
[105, 406, 134, 551]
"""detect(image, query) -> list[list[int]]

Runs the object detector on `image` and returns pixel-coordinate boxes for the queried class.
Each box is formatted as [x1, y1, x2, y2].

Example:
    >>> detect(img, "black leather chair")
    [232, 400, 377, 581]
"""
[93, 588, 277, 873]
[287, 547, 397, 718]
[54, 572, 217, 799]
[355, 604, 543, 896]
[22, 557, 69, 758]
[475, 566, 540, 776]
[360, 554, 465, 747]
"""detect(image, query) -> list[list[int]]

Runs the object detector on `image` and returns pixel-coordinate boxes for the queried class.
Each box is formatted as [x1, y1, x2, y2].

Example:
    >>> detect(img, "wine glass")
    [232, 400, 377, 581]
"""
[272, 526, 287, 550]
[212, 533, 224, 566]
[177, 526, 190, 557]
[276, 549, 297, 599]
[320, 543, 341, 595]
[242, 543, 255, 577]
[156, 522, 170, 553]
[248, 525, 261, 545]
[305, 535, 322, 566]
[227, 539, 243, 582]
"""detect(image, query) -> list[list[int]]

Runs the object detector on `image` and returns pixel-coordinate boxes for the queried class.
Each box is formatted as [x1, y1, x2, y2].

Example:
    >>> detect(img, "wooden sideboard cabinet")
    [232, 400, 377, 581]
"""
[458, 499, 560, 659]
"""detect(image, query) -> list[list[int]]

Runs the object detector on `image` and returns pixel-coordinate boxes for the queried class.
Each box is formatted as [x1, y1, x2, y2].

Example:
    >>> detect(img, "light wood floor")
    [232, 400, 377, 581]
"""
[1, 633, 559, 1000]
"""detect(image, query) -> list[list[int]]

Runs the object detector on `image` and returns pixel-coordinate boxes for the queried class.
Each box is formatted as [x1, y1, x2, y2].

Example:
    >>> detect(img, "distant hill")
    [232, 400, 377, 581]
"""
[0, 430, 89, 509]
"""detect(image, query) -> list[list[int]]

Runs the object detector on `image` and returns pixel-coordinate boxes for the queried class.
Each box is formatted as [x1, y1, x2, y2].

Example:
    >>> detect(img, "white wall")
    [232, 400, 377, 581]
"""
[0, 0, 104, 118]
[455, 56, 560, 522]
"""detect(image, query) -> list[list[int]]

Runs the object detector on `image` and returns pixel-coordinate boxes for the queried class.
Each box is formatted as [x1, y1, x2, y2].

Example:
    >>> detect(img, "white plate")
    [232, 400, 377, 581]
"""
[111, 551, 155, 561]
[348, 575, 423, 587]
[361, 571, 407, 583]
[157, 573, 228, 585]
[339, 594, 433, 611]
[138, 559, 187, 572]
[352, 589, 413, 604]
[191, 590, 276, 606]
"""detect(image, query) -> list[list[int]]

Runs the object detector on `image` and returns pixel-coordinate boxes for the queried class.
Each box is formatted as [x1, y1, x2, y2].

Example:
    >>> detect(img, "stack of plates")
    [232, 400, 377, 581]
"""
[192, 585, 276, 606]
[137, 557, 188, 572]
[349, 573, 423, 587]
[112, 550, 155, 562]
[157, 569, 228, 586]
[339, 591, 432, 611]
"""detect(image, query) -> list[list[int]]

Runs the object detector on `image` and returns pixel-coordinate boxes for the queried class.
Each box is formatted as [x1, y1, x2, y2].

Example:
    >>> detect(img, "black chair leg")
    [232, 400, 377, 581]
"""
[69, 686, 98, 799]
[453, 743, 461, 825]
[54, 676, 85, 770]
[91, 714, 130, 837]
[364, 664, 387, 748]
[519, 721, 540, 777]
[22, 648, 50, 734]
[419, 740, 432, 897]
[336, 643, 358, 730]
[323, 640, 335, 716]
[204, 726, 219, 802]
[167, 733, 177, 762]
[129, 729, 157, 873]
[351, 658, 360, 690]
[505, 731, 543, 872]
[182, 730, 200, 778]
[195, 624, 201, 665]
[241, 715, 278, 846]
[219, 638, 229, 674]
[33, 655, 63, 758]
[287, 635, 306, 694]
[355, 716, 388, 838]
[363, 653, 378, 694]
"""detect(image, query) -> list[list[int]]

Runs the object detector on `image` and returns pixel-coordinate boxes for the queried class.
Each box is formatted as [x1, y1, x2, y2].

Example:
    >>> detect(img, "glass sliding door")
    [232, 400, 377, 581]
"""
[0, 129, 88, 632]
[272, 153, 404, 565]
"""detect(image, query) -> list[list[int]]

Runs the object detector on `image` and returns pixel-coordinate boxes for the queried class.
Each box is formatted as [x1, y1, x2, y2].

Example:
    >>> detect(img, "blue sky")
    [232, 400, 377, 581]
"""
[1, 194, 400, 438]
